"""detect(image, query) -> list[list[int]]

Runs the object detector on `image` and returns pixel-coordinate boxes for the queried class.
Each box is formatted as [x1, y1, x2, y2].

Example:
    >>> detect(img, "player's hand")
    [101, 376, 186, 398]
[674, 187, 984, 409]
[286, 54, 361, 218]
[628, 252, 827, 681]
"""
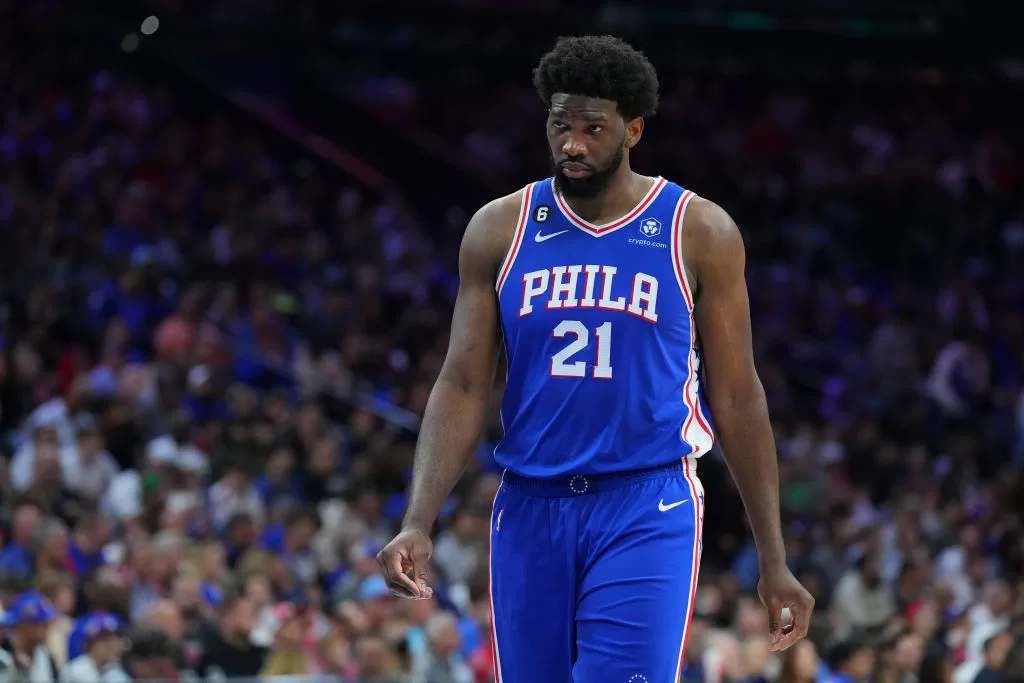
[757, 565, 814, 652]
[376, 527, 434, 600]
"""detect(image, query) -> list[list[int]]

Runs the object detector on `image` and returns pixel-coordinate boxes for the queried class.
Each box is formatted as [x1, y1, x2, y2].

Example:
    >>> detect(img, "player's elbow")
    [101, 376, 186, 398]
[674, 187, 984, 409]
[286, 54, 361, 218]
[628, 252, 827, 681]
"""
[435, 361, 494, 402]
[708, 373, 767, 417]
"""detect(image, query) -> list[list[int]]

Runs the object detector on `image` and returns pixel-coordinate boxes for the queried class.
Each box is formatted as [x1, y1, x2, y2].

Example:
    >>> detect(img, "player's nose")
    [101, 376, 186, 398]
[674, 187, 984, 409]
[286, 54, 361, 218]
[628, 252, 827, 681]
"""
[561, 134, 588, 159]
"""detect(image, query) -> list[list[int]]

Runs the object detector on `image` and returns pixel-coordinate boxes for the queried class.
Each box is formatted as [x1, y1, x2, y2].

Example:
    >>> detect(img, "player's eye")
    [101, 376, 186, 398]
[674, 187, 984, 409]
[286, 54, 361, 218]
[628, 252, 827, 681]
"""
[551, 121, 569, 131]
[587, 125, 603, 134]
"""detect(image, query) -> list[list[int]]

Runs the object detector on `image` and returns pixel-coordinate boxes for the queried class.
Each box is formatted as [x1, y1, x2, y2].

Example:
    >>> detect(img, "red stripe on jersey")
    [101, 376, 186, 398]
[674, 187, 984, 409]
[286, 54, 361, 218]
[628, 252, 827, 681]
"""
[553, 177, 668, 236]
[496, 184, 535, 295]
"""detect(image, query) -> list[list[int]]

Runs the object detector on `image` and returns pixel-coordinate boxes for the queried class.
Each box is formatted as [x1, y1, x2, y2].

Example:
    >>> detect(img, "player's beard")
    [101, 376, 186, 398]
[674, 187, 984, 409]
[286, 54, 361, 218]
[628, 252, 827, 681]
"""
[553, 142, 625, 200]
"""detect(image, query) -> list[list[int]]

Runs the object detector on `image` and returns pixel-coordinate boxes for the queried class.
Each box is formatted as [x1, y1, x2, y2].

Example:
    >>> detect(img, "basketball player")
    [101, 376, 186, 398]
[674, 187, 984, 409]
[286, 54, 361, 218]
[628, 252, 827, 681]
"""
[378, 35, 814, 682]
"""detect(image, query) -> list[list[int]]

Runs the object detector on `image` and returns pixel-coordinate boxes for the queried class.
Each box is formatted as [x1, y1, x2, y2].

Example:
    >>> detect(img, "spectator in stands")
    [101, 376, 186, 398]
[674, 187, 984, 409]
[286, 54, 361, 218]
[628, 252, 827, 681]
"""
[431, 510, 487, 589]
[0, 505, 42, 578]
[122, 627, 178, 681]
[126, 540, 161, 622]
[0, 592, 61, 683]
[926, 332, 991, 421]
[964, 581, 1015, 664]
[935, 525, 987, 615]
[31, 520, 71, 577]
[261, 507, 320, 586]
[258, 605, 311, 677]
[194, 594, 265, 678]
[10, 427, 60, 494]
[824, 639, 876, 683]
[68, 512, 110, 580]
[208, 459, 266, 532]
[35, 572, 76, 668]
[973, 631, 1014, 683]
[255, 445, 305, 509]
[778, 639, 821, 683]
[354, 633, 409, 683]
[60, 613, 128, 683]
[876, 630, 926, 683]
[169, 573, 208, 639]
[137, 600, 184, 661]
[60, 424, 119, 504]
[833, 552, 897, 639]
[414, 611, 472, 683]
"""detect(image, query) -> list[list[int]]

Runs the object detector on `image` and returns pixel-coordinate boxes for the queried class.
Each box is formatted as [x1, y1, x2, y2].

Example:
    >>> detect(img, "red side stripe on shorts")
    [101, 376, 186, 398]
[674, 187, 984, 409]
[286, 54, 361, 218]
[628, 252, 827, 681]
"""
[487, 482, 504, 683]
[675, 458, 704, 682]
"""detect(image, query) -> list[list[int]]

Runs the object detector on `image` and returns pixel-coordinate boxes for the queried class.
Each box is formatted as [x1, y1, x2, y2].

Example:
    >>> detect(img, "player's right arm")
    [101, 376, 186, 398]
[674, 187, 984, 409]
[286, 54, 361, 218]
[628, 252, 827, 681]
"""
[377, 191, 522, 599]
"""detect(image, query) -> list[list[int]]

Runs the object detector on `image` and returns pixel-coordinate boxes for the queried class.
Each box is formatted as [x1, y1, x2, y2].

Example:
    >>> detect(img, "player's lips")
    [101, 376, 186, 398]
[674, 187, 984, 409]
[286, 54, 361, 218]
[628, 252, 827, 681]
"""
[560, 162, 593, 179]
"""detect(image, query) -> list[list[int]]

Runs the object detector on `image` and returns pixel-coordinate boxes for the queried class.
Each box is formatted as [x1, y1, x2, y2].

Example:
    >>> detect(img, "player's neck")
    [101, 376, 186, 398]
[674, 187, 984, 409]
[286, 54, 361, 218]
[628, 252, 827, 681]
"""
[561, 167, 652, 224]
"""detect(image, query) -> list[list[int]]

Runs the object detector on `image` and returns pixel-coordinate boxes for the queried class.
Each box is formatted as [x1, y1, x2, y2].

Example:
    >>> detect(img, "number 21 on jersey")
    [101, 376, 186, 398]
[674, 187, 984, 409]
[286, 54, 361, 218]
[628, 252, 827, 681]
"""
[550, 320, 612, 379]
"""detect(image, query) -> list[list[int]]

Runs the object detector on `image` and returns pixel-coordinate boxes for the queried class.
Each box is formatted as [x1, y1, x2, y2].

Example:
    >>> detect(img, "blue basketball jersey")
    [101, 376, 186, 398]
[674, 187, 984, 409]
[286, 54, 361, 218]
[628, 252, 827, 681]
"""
[494, 177, 716, 478]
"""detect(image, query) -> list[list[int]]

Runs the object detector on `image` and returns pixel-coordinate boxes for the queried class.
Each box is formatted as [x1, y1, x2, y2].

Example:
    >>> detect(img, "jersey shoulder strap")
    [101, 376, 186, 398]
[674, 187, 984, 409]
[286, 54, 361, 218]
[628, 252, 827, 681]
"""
[525, 178, 557, 223]
[496, 181, 543, 295]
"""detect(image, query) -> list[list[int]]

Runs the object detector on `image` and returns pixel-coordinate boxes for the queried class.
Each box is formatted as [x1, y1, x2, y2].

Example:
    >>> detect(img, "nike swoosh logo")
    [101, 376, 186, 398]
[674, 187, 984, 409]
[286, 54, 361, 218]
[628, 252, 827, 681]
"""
[535, 230, 568, 243]
[658, 499, 688, 512]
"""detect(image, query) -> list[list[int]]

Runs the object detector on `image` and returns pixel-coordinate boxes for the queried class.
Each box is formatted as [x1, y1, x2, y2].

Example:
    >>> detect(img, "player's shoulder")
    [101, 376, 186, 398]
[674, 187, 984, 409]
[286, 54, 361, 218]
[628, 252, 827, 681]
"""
[677, 194, 745, 295]
[461, 185, 533, 270]
[680, 194, 743, 257]
[470, 186, 530, 233]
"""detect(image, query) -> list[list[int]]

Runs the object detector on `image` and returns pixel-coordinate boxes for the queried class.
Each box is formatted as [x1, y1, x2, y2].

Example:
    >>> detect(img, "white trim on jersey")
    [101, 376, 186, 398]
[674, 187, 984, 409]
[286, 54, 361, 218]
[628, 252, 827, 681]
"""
[552, 176, 668, 237]
[496, 183, 535, 296]
[669, 189, 698, 311]
[681, 342, 716, 456]
[671, 190, 715, 456]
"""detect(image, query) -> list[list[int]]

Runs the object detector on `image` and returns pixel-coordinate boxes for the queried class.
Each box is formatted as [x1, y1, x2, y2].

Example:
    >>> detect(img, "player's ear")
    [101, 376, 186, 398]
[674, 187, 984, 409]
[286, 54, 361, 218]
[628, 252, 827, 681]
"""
[624, 116, 644, 149]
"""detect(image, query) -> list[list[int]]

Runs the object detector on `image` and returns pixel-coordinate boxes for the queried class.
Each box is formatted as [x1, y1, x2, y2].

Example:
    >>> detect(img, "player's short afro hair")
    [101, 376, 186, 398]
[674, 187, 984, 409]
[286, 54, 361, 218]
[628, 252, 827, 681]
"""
[533, 35, 659, 120]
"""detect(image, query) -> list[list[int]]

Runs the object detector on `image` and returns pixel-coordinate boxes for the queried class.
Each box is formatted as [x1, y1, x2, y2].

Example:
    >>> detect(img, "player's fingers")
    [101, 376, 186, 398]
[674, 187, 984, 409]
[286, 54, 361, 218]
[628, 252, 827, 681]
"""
[411, 546, 433, 599]
[377, 548, 421, 599]
[773, 599, 813, 652]
[765, 599, 782, 648]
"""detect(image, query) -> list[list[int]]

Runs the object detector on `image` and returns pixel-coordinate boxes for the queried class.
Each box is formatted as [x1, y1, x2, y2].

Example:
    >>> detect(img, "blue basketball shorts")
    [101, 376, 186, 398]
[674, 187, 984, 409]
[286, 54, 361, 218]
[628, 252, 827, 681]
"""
[487, 458, 705, 683]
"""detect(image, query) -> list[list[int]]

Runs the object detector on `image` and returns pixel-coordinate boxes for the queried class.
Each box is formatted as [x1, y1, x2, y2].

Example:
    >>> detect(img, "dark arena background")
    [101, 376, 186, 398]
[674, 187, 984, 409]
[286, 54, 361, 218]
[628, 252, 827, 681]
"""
[0, 1, 1022, 682]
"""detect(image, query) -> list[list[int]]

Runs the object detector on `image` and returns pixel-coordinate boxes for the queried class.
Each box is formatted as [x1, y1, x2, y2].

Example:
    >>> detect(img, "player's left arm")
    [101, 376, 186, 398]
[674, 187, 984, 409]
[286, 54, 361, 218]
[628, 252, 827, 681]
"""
[684, 198, 814, 651]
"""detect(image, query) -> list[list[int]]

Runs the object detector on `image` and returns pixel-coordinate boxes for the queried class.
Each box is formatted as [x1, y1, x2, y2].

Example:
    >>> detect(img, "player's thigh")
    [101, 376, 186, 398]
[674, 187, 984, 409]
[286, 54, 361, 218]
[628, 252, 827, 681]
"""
[573, 474, 703, 683]
[489, 485, 576, 683]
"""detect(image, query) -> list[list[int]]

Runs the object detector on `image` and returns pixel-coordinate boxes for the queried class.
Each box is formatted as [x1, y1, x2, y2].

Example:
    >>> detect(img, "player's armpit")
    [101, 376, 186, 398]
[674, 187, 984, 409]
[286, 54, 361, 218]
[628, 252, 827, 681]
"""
[683, 199, 758, 395]
[436, 195, 517, 398]
[684, 198, 786, 567]
[685, 199, 814, 648]
[400, 191, 522, 534]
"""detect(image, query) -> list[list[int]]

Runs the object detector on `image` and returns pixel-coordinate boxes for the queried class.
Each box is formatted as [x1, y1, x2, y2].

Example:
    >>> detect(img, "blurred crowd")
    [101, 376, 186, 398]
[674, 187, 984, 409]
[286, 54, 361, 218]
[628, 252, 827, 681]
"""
[2, 3, 1024, 683]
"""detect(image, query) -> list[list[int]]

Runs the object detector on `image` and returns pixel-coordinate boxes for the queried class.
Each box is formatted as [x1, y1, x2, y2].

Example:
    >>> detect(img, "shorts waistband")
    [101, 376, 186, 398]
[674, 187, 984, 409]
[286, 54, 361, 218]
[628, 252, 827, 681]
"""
[500, 461, 688, 498]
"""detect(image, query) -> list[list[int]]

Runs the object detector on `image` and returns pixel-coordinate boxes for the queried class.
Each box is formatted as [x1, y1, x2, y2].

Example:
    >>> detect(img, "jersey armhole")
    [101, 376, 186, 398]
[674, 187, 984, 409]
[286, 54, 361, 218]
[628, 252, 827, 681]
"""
[670, 189, 699, 312]
[495, 183, 535, 296]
